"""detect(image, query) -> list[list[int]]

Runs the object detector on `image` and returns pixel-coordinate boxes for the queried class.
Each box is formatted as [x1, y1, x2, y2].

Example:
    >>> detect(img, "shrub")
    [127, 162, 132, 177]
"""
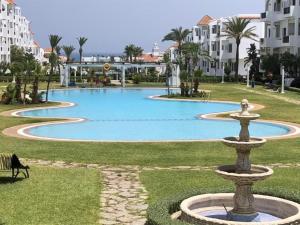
[1, 84, 17, 104]
[132, 74, 142, 84]
[224, 65, 232, 76]
[146, 188, 300, 225]
[291, 77, 300, 88]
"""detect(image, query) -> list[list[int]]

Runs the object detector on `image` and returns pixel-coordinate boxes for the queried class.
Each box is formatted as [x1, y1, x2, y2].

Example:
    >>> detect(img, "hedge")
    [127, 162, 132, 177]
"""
[146, 187, 300, 225]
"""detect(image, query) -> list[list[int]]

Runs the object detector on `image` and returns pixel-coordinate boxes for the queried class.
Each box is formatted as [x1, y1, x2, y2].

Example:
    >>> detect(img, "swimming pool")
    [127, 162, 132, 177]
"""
[18, 89, 291, 141]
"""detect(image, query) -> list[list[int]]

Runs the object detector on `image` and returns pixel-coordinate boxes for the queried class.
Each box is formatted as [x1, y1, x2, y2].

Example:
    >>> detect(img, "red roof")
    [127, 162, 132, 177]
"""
[197, 15, 214, 26]
[44, 48, 52, 54]
[137, 54, 160, 63]
[6, 0, 15, 4]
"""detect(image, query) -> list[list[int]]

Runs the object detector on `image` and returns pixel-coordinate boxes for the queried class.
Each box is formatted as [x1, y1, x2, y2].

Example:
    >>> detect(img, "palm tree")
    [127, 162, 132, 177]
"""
[55, 46, 62, 76]
[63, 45, 76, 83]
[222, 17, 258, 82]
[163, 52, 173, 96]
[124, 44, 135, 63]
[162, 27, 191, 66]
[133, 46, 143, 62]
[46, 34, 62, 102]
[77, 37, 88, 81]
[182, 42, 210, 95]
[23, 52, 37, 104]
[62, 45, 75, 63]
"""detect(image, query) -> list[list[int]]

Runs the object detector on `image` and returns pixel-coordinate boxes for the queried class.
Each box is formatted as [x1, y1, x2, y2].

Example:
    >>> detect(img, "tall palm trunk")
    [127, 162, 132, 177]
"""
[46, 66, 52, 102]
[79, 50, 82, 81]
[235, 40, 240, 82]
[23, 73, 28, 105]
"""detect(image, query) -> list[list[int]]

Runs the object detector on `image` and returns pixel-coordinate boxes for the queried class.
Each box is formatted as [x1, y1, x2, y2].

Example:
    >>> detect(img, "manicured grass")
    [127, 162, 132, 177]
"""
[141, 168, 300, 203]
[0, 83, 299, 166]
[0, 166, 100, 225]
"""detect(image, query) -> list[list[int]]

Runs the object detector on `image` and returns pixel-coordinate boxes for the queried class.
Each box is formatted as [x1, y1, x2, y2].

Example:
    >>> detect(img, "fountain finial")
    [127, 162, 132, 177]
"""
[240, 99, 250, 116]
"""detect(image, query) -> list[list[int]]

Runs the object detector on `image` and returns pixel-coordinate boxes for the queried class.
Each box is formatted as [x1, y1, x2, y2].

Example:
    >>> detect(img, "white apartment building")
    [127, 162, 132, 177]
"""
[261, 0, 300, 56]
[188, 14, 264, 77]
[0, 0, 43, 63]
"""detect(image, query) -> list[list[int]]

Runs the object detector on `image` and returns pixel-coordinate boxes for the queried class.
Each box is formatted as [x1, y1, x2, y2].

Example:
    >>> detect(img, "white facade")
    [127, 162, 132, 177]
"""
[189, 14, 264, 76]
[261, 0, 300, 55]
[0, 0, 43, 63]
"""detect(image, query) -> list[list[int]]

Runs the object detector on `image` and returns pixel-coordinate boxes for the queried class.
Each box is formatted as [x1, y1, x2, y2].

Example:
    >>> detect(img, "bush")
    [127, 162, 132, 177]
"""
[146, 188, 300, 225]
[224, 65, 231, 76]
[291, 77, 300, 88]
[132, 74, 142, 84]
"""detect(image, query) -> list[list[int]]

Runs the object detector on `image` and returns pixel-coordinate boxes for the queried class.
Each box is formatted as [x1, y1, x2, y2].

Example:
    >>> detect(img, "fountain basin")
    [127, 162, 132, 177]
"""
[222, 137, 266, 149]
[230, 113, 260, 121]
[216, 165, 273, 183]
[180, 193, 300, 225]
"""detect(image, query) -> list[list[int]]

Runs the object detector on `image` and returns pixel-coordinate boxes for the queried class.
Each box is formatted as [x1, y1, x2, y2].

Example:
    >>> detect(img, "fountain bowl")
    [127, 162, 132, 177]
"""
[216, 165, 273, 183]
[230, 113, 260, 121]
[222, 137, 266, 149]
[179, 193, 300, 225]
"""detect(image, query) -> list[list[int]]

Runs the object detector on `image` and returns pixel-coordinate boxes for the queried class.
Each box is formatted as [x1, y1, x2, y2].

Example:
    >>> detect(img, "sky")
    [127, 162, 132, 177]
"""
[17, 0, 264, 54]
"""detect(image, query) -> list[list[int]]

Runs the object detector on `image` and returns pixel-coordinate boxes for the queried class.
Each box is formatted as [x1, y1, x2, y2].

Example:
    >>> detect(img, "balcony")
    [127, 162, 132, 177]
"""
[283, 36, 289, 43]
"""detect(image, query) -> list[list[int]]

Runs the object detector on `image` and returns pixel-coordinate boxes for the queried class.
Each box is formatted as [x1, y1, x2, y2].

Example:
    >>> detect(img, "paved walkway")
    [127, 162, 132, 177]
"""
[236, 87, 300, 105]
[22, 159, 300, 225]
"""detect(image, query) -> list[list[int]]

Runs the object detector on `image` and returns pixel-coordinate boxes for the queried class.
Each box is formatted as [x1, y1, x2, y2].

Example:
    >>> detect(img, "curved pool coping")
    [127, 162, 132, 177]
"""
[1, 91, 300, 143]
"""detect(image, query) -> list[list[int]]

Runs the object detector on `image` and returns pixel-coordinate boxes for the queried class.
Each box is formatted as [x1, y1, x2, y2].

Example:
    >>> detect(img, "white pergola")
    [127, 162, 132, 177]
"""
[61, 62, 180, 88]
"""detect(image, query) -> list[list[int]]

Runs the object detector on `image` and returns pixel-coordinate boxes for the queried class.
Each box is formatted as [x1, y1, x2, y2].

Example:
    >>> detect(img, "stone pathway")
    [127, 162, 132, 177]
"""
[236, 87, 300, 105]
[100, 167, 148, 225]
[21, 159, 300, 225]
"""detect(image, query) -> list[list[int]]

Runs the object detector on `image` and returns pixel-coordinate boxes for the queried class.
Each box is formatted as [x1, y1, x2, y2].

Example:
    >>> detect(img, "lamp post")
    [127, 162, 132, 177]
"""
[221, 63, 225, 84]
[246, 66, 250, 88]
[281, 65, 285, 94]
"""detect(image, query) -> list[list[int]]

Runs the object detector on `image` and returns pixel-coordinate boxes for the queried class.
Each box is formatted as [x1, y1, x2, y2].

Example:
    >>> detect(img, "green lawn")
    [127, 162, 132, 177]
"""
[141, 168, 300, 203]
[0, 166, 100, 225]
[0, 83, 299, 166]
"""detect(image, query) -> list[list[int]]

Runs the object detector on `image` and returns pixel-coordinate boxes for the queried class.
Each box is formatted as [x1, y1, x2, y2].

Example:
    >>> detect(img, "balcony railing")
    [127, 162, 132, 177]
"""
[261, 12, 267, 19]
[284, 7, 290, 14]
[283, 36, 290, 43]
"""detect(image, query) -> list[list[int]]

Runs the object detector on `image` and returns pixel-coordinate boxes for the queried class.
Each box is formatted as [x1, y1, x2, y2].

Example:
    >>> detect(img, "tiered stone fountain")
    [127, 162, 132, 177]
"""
[179, 99, 300, 225]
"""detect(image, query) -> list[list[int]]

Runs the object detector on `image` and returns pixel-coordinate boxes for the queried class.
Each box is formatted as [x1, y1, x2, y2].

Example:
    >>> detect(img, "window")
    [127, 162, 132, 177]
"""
[212, 42, 216, 51]
[288, 23, 295, 35]
[275, 24, 281, 38]
[228, 44, 233, 53]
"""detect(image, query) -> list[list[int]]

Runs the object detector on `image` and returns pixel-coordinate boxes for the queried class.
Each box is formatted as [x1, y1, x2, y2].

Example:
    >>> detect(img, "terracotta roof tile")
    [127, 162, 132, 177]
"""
[6, 0, 15, 4]
[197, 15, 214, 26]
[137, 54, 160, 63]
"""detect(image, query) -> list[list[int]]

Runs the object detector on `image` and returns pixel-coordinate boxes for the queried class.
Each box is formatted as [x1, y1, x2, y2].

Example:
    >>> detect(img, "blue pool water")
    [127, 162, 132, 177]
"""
[20, 89, 290, 141]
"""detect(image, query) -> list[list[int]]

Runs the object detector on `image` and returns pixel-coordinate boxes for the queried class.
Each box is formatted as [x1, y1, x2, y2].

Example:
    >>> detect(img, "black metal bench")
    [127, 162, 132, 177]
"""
[0, 153, 30, 181]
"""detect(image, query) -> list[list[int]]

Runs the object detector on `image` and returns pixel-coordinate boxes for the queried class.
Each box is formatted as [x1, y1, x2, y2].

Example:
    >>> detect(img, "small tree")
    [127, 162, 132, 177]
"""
[224, 65, 232, 76]
[280, 52, 297, 76]
[244, 44, 260, 81]
[261, 54, 280, 80]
